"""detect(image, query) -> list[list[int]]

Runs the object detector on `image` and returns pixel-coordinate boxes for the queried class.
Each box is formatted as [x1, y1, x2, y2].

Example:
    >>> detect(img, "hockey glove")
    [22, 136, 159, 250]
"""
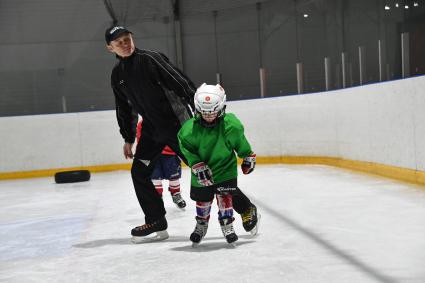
[192, 162, 214, 186]
[241, 153, 256, 175]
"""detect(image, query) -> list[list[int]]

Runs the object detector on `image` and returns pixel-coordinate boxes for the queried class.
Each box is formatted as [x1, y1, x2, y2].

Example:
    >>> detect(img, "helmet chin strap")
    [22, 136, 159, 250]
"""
[199, 117, 219, 128]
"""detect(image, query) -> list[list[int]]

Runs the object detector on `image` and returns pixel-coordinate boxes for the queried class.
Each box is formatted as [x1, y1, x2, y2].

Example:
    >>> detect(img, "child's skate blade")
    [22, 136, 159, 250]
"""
[131, 230, 169, 244]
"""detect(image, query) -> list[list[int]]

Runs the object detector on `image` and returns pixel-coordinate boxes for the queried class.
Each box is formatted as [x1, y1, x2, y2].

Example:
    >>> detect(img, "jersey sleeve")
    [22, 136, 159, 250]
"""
[136, 120, 142, 144]
[225, 114, 253, 158]
[177, 121, 202, 167]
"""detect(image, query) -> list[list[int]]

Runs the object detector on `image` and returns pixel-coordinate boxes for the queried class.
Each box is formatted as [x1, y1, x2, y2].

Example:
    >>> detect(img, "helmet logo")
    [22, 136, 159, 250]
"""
[205, 96, 211, 101]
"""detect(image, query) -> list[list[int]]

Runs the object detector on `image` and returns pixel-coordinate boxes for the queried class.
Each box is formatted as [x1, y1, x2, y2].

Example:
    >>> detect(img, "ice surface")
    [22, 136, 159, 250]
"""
[1, 165, 424, 283]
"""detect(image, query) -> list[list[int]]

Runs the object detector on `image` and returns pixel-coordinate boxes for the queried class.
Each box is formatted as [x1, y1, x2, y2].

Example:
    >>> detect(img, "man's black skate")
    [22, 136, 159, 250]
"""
[219, 217, 238, 245]
[171, 192, 186, 209]
[241, 204, 260, 236]
[131, 217, 169, 243]
[190, 216, 209, 247]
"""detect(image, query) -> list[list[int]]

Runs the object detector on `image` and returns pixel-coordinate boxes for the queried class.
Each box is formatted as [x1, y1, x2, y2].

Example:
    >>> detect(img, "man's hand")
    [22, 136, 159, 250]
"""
[192, 162, 214, 186]
[241, 153, 256, 174]
[123, 142, 134, 159]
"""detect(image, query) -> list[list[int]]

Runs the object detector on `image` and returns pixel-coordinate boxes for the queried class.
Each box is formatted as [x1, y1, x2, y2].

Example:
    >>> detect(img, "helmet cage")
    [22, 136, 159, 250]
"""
[195, 105, 226, 127]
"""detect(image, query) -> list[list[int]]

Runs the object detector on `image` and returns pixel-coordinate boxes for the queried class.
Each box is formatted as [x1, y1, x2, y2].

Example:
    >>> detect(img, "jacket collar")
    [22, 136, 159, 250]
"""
[116, 48, 137, 61]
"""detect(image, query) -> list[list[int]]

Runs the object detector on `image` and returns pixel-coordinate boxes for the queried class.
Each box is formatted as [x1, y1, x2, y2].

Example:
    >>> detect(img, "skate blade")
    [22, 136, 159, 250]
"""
[228, 242, 237, 248]
[191, 242, 200, 248]
[249, 213, 261, 237]
[176, 205, 186, 211]
[174, 201, 187, 210]
[131, 230, 169, 244]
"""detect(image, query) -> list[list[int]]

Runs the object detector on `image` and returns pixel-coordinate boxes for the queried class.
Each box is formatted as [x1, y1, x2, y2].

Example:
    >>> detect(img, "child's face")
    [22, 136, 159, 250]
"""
[201, 112, 218, 123]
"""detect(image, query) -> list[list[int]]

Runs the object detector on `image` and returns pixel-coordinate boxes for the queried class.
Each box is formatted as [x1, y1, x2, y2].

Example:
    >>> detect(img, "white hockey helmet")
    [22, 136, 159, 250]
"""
[194, 83, 227, 119]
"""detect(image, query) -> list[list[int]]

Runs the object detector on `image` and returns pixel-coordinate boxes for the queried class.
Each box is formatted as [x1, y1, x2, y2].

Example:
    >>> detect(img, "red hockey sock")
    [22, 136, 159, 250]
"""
[152, 179, 163, 196]
[168, 179, 180, 195]
[216, 194, 233, 219]
[196, 201, 212, 221]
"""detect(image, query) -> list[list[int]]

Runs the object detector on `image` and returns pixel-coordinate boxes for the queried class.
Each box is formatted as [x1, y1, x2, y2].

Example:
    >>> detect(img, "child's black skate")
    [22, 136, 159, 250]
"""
[171, 192, 186, 209]
[190, 216, 209, 247]
[241, 204, 260, 236]
[131, 217, 169, 243]
[219, 217, 238, 245]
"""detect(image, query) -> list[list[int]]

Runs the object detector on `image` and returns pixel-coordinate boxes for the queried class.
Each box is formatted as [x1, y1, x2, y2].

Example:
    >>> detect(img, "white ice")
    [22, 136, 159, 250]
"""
[1, 165, 425, 283]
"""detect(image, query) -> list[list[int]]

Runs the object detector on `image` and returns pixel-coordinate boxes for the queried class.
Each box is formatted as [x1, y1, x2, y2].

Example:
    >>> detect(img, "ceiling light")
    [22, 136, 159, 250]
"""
[303, 14, 309, 18]
[413, 2, 418, 7]
[395, 3, 399, 7]
[384, 5, 391, 10]
[404, 5, 409, 9]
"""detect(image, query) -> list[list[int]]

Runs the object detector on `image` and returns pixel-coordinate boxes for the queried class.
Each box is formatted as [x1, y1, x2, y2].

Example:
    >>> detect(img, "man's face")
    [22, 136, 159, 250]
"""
[107, 33, 135, 58]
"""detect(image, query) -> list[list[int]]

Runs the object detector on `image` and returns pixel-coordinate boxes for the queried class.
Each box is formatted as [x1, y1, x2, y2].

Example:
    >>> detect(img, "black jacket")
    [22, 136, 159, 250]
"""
[111, 48, 196, 144]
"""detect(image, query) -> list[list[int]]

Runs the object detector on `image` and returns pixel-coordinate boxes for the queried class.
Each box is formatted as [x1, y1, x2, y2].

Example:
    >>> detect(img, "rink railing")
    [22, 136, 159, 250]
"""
[1, 156, 424, 188]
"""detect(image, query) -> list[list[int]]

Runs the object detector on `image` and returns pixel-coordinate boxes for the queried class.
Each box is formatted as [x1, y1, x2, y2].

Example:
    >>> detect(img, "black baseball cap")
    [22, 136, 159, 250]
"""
[105, 26, 132, 44]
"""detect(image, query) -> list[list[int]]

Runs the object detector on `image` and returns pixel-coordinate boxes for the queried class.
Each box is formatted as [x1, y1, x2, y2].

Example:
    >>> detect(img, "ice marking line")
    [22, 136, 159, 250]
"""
[252, 197, 399, 283]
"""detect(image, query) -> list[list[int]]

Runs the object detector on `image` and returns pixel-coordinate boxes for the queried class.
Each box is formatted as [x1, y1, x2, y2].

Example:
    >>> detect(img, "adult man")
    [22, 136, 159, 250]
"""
[105, 26, 258, 243]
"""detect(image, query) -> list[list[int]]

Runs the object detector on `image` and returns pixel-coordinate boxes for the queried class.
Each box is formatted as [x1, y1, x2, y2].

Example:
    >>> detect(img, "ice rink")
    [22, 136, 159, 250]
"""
[1, 164, 425, 283]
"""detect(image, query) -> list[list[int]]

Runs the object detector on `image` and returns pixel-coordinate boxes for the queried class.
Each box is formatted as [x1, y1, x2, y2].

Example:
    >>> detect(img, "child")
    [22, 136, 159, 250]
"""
[137, 120, 186, 209]
[178, 83, 258, 246]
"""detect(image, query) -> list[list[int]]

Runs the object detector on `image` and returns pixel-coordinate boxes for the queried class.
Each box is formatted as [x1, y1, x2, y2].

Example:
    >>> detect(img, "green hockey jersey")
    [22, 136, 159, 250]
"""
[178, 113, 253, 187]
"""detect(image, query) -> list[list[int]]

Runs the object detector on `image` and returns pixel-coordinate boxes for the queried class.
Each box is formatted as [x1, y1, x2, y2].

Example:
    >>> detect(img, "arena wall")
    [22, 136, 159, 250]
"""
[1, 76, 424, 184]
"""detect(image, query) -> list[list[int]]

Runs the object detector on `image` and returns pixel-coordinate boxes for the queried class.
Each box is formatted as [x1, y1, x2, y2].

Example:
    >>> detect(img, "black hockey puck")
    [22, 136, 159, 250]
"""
[54, 170, 91, 184]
